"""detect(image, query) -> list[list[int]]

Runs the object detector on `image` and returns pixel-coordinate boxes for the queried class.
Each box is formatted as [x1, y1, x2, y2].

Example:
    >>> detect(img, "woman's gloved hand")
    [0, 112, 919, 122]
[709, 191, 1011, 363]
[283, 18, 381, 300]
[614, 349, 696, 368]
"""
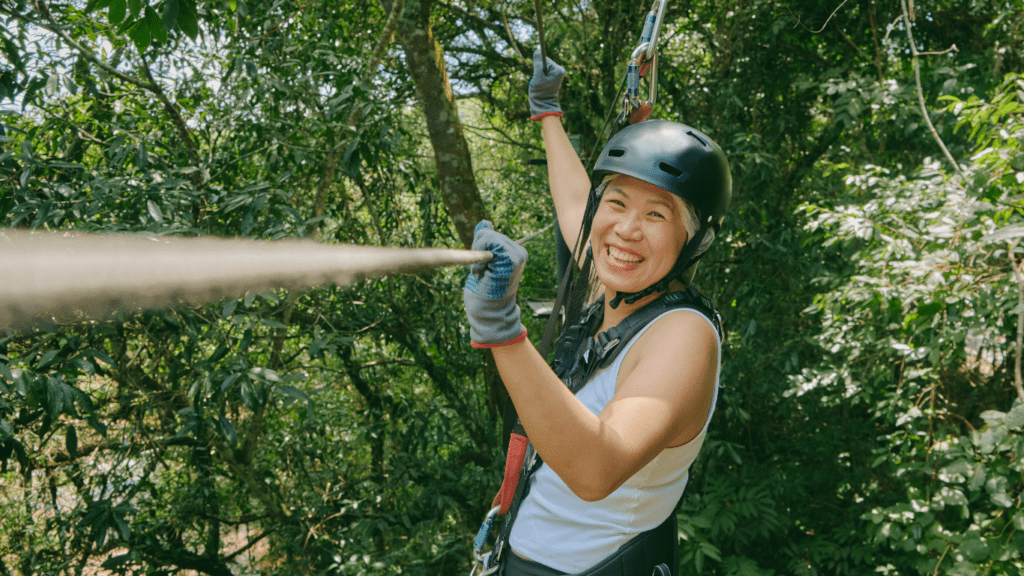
[529, 47, 566, 121]
[463, 221, 529, 348]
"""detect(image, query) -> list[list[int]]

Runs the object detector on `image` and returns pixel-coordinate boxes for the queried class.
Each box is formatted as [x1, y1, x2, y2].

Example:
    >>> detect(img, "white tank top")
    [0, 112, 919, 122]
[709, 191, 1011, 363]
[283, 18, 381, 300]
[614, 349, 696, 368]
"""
[509, 309, 721, 573]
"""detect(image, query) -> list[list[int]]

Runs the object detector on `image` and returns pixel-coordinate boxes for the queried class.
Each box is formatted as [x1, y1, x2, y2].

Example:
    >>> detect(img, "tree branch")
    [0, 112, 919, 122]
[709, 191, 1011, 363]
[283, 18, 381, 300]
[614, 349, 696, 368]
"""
[308, 0, 406, 237]
[790, 0, 849, 34]
[0, 1, 158, 92]
[139, 56, 204, 187]
[899, 0, 962, 175]
[1008, 240, 1024, 402]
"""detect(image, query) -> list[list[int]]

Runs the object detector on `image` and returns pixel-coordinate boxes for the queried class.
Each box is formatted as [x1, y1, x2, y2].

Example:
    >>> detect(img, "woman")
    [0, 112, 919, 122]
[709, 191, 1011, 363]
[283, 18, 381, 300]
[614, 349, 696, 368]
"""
[463, 50, 731, 576]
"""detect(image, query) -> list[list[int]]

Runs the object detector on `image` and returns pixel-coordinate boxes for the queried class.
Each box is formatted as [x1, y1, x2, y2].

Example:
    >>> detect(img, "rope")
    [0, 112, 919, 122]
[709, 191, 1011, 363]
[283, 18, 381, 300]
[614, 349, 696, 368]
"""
[534, 0, 549, 74]
[0, 222, 555, 330]
[0, 229, 494, 330]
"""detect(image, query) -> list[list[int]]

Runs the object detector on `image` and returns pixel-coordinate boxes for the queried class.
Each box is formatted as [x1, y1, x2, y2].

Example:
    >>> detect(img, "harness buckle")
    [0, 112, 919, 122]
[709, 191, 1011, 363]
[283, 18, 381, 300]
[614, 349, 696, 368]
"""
[596, 330, 621, 358]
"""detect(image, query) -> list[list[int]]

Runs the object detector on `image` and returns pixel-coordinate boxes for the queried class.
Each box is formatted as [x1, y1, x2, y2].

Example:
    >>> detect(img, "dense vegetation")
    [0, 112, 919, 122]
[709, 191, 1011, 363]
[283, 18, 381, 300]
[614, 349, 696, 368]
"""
[1, 0, 1022, 574]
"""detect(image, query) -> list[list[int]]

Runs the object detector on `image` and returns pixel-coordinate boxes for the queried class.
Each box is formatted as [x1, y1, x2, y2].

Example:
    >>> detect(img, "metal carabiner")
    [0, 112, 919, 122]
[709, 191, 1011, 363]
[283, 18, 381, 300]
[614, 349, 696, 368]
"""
[469, 506, 502, 576]
[645, 0, 668, 61]
[622, 0, 668, 121]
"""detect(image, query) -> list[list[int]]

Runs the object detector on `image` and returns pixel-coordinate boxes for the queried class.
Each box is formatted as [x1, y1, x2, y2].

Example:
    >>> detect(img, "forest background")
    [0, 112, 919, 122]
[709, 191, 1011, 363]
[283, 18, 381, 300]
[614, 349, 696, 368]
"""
[1, 0, 1023, 575]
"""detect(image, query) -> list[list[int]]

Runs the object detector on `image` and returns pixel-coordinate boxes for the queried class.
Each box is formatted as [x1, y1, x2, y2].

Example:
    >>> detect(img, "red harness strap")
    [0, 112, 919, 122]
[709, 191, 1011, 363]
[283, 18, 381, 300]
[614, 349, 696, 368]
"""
[493, 432, 529, 514]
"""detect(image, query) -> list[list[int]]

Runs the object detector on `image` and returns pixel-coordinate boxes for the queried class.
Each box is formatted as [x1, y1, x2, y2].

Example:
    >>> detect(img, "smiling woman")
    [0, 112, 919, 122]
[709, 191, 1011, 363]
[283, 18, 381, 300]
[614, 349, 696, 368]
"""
[461, 49, 732, 576]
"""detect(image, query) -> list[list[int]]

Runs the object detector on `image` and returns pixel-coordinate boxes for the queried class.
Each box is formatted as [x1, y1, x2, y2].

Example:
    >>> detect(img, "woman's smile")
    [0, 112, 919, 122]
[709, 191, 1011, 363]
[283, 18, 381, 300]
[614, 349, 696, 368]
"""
[606, 245, 644, 269]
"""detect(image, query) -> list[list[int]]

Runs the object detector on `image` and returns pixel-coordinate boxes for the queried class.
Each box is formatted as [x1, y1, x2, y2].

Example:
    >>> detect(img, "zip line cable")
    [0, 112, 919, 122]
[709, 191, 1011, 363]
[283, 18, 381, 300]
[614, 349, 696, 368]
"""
[0, 225, 551, 331]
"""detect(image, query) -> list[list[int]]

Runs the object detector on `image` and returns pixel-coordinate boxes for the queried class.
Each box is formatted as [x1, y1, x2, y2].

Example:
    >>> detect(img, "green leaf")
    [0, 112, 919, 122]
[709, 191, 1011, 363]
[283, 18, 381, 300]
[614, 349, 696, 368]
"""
[84, 348, 115, 366]
[173, 420, 197, 438]
[0, 362, 13, 382]
[46, 161, 85, 170]
[218, 415, 237, 444]
[250, 367, 281, 382]
[982, 226, 1024, 244]
[101, 554, 133, 569]
[109, 0, 127, 26]
[161, 0, 179, 31]
[71, 357, 95, 375]
[37, 349, 61, 370]
[177, 0, 199, 40]
[146, 200, 163, 222]
[46, 379, 65, 418]
[222, 299, 237, 318]
[136, 143, 147, 167]
[308, 338, 326, 358]
[129, 20, 152, 51]
[113, 515, 130, 540]
[240, 381, 254, 409]
[1005, 403, 1024, 428]
[277, 385, 309, 403]
[147, 7, 166, 43]
[66, 424, 78, 459]
[127, 0, 142, 18]
[261, 318, 287, 329]
[1013, 511, 1024, 531]
[980, 410, 1006, 426]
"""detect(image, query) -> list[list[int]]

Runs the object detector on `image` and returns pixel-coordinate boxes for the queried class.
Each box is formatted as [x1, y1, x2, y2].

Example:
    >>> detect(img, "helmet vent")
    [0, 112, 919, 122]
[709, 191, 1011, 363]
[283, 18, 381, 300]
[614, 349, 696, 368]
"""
[659, 162, 685, 178]
[686, 130, 709, 148]
[608, 149, 626, 158]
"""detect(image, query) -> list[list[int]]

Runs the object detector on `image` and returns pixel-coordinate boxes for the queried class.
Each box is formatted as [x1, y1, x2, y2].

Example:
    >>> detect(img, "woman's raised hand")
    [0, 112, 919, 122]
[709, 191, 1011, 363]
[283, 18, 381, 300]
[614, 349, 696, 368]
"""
[529, 47, 566, 121]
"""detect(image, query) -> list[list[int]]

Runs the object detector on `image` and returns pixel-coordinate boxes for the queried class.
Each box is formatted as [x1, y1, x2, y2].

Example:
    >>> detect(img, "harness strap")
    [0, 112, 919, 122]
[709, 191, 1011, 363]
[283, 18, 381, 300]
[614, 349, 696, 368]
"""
[496, 430, 529, 514]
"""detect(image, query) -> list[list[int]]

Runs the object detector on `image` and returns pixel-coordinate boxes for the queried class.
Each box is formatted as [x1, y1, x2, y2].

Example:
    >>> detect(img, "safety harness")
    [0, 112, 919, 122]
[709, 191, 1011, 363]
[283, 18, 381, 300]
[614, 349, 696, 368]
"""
[470, 286, 722, 576]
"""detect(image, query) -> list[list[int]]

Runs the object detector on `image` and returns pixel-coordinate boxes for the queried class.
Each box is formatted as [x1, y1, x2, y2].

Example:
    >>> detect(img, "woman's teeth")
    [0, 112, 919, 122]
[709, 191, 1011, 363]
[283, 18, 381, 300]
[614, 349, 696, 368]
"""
[608, 246, 643, 264]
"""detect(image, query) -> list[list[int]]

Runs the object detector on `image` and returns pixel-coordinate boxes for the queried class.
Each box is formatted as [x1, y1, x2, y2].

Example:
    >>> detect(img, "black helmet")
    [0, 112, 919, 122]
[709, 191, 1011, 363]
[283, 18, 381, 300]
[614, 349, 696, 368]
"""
[593, 120, 731, 232]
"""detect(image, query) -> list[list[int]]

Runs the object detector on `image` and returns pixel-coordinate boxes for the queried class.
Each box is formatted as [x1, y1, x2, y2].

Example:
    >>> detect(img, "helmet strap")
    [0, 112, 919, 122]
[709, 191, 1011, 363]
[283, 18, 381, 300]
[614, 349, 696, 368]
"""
[609, 227, 710, 309]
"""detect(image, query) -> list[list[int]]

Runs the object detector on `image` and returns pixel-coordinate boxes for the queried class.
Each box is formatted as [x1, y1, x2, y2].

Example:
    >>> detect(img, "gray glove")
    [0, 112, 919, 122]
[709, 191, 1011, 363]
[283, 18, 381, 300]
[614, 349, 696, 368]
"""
[529, 47, 565, 120]
[463, 221, 528, 348]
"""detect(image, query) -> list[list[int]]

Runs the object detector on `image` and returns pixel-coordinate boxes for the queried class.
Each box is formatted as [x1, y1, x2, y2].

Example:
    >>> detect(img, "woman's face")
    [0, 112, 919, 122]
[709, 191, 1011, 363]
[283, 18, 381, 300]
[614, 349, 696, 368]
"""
[590, 174, 689, 295]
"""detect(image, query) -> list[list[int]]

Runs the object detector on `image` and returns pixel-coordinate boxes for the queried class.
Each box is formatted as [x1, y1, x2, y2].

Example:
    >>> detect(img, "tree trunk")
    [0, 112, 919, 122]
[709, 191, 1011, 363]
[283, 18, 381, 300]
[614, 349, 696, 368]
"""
[380, 0, 489, 248]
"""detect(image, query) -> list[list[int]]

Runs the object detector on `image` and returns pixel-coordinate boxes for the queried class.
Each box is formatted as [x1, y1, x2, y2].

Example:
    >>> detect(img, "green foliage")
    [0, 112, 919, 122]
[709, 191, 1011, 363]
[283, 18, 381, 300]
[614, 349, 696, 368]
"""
[797, 73, 1024, 575]
[2, 0, 1024, 574]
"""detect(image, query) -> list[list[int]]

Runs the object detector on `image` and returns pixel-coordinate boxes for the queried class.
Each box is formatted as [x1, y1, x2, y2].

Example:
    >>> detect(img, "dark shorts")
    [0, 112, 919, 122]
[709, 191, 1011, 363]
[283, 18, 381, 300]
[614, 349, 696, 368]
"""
[500, 552, 567, 576]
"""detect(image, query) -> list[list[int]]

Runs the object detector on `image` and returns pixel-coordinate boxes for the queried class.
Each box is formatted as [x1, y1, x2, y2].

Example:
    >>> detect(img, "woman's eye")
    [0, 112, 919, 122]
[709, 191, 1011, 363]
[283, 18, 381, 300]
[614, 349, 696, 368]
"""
[649, 211, 666, 219]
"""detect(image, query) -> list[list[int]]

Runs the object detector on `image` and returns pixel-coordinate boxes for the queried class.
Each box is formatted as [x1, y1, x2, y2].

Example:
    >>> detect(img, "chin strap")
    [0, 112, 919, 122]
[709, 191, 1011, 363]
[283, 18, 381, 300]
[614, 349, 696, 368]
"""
[609, 227, 710, 309]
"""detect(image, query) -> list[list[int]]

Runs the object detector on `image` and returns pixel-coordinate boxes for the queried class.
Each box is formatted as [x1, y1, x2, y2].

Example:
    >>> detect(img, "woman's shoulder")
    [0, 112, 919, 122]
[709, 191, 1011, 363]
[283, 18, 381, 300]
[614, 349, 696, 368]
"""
[641, 307, 718, 350]
[619, 308, 719, 382]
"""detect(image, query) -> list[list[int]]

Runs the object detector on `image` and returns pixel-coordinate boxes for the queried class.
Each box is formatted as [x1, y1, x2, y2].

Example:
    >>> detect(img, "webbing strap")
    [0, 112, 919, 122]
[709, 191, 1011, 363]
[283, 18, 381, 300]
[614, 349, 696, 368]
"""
[495, 432, 529, 514]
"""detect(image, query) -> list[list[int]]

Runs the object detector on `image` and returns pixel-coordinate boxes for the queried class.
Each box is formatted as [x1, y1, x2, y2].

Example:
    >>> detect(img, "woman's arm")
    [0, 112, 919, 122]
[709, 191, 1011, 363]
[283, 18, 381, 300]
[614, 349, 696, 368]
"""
[541, 115, 591, 251]
[492, 310, 718, 501]
[528, 49, 592, 255]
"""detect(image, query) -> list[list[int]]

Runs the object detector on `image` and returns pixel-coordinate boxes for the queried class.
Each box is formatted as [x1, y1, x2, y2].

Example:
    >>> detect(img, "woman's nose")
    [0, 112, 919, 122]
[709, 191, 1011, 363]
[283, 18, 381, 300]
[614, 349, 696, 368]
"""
[614, 211, 643, 240]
